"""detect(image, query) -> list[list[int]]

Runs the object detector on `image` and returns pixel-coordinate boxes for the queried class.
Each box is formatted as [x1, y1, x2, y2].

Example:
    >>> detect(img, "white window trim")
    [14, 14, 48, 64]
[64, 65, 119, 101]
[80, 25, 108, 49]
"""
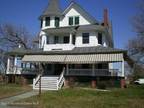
[68, 16, 80, 26]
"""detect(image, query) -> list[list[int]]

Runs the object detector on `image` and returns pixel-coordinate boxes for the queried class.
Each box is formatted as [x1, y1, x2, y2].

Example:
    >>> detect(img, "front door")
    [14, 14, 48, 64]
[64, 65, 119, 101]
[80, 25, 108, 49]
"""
[54, 64, 65, 75]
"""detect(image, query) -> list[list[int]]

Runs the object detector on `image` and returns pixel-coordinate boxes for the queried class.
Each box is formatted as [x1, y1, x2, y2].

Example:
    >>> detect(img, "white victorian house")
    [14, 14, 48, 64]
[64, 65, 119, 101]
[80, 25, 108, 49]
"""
[6, 0, 129, 90]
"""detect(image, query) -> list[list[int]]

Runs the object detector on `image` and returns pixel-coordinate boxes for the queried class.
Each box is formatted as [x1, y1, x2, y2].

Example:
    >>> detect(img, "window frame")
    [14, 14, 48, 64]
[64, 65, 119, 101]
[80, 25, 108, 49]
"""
[69, 17, 73, 26]
[82, 33, 90, 44]
[75, 16, 79, 25]
[45, 17, 50, 26]
[54, 36, 59, 44]
[63, 36, 70, 44]
[98, 33, 103, 45]
[55, 17, 60, 27]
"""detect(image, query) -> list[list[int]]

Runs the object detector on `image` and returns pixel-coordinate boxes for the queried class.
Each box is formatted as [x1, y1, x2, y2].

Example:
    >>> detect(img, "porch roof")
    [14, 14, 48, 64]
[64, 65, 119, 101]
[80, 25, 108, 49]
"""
[42, 25, 106, 34]
[22, 53, 124, 64]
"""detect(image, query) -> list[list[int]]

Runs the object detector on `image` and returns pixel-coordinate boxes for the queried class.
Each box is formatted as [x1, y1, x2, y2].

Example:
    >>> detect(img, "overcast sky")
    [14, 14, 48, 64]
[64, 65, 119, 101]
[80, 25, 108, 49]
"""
[0, 0, 139, 49]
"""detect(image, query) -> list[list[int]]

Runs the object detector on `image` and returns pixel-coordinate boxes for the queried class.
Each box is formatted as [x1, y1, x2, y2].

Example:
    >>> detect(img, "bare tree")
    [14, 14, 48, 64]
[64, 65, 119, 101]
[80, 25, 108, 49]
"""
[127, 0, 144, 54]
[126, 0, 144, 79]
[133, 0, 144, 37]
[0, 23, 32, 50]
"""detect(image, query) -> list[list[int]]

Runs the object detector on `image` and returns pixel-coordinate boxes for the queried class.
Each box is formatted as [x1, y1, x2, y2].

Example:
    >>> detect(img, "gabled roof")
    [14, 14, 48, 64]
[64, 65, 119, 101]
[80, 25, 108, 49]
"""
[63, 1, 99, 24]
[39, 0, 63, 19]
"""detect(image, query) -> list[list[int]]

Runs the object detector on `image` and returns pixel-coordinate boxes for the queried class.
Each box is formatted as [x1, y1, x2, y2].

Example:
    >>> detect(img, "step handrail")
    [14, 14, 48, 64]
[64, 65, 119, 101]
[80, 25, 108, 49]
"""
[57, 68, 65, 89]
[34, 75, 41, 85]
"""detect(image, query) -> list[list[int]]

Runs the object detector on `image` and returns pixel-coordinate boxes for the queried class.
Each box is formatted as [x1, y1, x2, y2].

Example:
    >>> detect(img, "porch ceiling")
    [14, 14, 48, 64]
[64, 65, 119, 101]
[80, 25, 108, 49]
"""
[22, 53, 124, 64]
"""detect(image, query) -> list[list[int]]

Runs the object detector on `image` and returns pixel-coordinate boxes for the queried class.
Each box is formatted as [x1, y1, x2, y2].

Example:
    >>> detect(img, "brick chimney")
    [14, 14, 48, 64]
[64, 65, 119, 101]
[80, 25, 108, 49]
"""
[104, 9, 109, 27]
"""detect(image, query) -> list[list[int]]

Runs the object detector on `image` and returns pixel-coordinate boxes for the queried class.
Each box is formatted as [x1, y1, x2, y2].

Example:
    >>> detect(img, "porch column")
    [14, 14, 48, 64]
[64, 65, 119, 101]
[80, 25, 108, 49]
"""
[14, 56, 17, 66]
[6, 57, 10, 73]
[121, 60, 125, 88]
[121, 60, 125, 77]
[69, 33, 72, 44]
[91, 64, 96, 88]
[91, 79, 96, 88]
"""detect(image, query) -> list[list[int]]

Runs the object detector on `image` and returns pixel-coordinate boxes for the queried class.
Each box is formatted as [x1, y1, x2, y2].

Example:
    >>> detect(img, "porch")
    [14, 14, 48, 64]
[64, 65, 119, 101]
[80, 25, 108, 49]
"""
[21, 47, 126, 90]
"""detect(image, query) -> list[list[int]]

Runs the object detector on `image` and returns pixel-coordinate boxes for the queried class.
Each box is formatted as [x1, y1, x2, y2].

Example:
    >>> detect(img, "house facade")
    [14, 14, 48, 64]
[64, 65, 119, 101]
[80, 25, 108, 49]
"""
[6, 0, 127, 90]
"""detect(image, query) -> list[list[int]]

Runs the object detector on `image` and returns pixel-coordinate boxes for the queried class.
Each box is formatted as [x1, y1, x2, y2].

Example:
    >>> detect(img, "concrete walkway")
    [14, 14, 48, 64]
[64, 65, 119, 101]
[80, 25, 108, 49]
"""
[0, 90, 39, 108]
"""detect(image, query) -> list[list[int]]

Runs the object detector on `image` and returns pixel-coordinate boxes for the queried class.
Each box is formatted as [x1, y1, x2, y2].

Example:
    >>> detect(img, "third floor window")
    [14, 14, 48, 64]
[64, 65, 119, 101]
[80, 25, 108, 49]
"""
[55, 17, 60, 27]
[45, 17, 50, 26]
[69, 16, 79, 26]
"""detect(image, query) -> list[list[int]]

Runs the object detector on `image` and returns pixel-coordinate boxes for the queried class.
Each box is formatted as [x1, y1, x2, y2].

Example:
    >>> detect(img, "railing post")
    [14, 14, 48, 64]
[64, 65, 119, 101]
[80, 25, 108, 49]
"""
[33, 78, 35, 89]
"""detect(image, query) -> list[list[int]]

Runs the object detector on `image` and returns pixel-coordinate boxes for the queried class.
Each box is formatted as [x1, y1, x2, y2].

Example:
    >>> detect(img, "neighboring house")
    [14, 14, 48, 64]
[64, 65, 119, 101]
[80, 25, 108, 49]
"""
[6, 0, 128, 90]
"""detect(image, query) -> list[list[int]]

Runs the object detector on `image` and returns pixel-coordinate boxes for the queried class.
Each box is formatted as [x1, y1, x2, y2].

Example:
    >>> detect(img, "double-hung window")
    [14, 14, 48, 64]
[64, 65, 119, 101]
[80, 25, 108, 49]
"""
[45, 17, 50, 26]
[82, 33, 89, 44]
[54, 36, 59, 44]
[63, 36, 69, 43]
[98, 33, 102, 45]
[75, 16, 79, 25]
[69, 17, 73, 25]
[69, 16, 79, 26]
[55, 17, 60, 27]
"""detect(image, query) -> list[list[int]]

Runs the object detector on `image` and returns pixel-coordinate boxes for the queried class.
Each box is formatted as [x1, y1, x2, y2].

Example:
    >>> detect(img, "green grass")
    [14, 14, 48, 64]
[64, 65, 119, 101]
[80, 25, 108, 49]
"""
[0, 84, 31, 99]
[18, 85, 144, 108]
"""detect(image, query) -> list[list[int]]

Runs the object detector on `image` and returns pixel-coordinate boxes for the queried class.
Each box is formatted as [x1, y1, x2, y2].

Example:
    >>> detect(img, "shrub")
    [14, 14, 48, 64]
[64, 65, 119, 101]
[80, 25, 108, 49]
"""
[97, 81, 107, 89]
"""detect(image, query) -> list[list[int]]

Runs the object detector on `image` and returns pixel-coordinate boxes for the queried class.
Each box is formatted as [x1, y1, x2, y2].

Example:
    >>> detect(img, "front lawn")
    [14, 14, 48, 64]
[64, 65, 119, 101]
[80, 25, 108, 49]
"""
[0, 84, 31, 99]
[18, 85, 144, 108]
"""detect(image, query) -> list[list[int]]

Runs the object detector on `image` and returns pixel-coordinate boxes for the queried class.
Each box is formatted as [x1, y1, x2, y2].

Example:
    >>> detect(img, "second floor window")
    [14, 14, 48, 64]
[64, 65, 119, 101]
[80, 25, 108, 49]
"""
[55, 17, 60, 27]
[46, 36, 49, 44]
[63, 36, 69, 43]
[54, 36, 59, 44]
[45, 17, 50, 26]
[82, 33, 89, 44]
[98, 33, 102, 45]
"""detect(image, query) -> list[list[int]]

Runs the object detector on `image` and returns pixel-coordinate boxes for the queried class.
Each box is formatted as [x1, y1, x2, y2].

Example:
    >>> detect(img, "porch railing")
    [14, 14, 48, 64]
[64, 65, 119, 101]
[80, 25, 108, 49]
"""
[65, 69, 119, 77]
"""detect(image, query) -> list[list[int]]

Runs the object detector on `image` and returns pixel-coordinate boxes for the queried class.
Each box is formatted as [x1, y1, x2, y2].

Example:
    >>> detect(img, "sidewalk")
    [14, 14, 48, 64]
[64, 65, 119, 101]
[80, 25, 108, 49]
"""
[0, 90, 39, 107]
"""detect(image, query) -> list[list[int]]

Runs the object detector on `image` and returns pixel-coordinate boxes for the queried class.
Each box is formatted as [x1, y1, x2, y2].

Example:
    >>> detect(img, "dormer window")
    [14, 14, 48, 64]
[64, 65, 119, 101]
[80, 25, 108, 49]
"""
[55, 17, 60, 27]
[69, 16, 79, 26]
[98, 33, 102, 45]
[45, 17, 50, 26]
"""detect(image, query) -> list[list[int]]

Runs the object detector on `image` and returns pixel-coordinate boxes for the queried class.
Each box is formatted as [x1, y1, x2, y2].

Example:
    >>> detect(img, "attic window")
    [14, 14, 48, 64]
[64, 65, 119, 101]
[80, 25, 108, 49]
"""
[75, 16, 79, 25]
[69, 17, 73, 25]
[69, 16, 79, 26]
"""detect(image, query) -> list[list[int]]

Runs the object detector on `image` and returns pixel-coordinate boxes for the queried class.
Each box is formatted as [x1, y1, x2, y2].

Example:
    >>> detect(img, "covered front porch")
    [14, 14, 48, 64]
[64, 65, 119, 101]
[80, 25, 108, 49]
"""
[22, 51, 126, 90]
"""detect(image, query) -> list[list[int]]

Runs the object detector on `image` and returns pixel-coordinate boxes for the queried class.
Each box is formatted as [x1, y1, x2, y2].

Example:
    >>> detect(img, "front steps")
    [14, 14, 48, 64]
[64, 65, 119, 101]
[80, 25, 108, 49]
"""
[33, 72, 64, 90]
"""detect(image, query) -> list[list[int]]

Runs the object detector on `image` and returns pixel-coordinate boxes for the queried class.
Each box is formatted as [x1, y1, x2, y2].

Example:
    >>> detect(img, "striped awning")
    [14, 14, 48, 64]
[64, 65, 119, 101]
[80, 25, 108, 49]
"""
[22, 53, 124, 63]
[65, 53, 123, 64]
[22, 55, 66, 63]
